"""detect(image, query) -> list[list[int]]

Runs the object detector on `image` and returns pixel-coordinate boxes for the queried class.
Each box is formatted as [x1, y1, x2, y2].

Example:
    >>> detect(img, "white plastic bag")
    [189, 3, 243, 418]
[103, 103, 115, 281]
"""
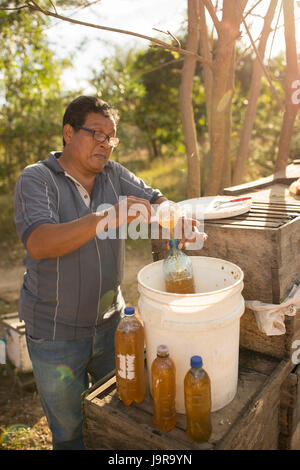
[245, 284, 300, 336]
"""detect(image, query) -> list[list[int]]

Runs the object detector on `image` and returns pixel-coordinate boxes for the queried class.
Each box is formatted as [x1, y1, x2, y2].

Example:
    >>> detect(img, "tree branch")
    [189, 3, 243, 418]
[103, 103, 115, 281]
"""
[267, 0, 283, 67]
[201, 0, 221, 34]
[241, 15, 285, 112]
[152, 28, 181, 48]
[243, 0, 265, 21]
[235, 33, 261, 67]
[0, 4, 28, 11]
[13, 1, 212, 68]
[48, 0, 57, 14]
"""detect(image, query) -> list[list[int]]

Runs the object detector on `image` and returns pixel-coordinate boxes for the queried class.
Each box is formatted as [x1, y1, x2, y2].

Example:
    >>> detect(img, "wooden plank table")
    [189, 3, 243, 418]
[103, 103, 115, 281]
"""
[82, 348, 293, 450]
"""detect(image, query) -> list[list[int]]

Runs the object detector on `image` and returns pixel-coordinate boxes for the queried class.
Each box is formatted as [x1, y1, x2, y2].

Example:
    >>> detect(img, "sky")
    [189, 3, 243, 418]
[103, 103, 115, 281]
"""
[45, 0, 187, 92]
[44, 0, 299, 93]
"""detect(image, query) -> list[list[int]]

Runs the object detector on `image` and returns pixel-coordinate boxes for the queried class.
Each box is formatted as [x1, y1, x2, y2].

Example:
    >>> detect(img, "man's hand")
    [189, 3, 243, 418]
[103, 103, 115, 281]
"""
[27, 196, 154, 260]
[96, 196, 154, 232]
[167, 217, 207, 251]
[151, 198, 207, 251]
[177, 217, 203, 250]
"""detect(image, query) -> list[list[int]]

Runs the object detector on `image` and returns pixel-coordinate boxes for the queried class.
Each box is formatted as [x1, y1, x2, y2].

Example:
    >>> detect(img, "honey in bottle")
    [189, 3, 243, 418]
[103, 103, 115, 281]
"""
[163, 238, 195, 294]
[156, 201, 181, 239]
[184, 356, 212, 442]
[151, 345, 176, 432]
[115, 307, 146, 406]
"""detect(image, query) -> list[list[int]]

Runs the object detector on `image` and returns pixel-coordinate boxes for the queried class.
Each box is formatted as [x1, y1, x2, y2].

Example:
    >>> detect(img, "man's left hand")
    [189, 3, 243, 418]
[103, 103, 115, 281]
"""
[167, 217, 207, 250]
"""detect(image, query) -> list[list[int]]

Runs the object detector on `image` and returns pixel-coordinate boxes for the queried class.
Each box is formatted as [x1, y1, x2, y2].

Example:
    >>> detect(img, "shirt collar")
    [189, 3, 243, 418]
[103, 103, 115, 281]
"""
[41, 151, 113, 177]
[42, 152, 65, 174]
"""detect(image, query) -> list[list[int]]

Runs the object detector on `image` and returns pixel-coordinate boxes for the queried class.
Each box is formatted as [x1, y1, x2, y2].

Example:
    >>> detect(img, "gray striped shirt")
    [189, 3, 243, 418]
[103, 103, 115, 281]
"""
[14, 152, 163, 340]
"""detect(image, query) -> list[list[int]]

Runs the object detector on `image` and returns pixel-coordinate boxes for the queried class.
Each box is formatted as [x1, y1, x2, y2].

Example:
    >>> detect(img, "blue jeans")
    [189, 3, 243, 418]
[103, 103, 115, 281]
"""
[26, 317, 119, 450]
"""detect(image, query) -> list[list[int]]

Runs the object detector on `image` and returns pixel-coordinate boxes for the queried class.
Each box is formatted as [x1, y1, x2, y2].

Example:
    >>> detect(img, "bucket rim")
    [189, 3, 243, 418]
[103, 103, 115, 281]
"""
[137, 256, 244, 298]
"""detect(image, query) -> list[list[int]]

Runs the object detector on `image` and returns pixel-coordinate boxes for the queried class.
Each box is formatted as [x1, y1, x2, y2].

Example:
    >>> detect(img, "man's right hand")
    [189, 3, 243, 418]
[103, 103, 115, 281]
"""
[26, 196, 154, 260]
[96, 196, 154, 232]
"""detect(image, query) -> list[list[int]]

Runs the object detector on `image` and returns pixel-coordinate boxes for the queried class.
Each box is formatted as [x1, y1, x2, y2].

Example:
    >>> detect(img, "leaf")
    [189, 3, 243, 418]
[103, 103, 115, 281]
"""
[171, 51, 180, 60]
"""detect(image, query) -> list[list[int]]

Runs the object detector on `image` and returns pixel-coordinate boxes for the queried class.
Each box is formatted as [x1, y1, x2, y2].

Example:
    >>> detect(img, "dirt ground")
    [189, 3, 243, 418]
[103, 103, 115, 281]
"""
[0, 240, 153, 450]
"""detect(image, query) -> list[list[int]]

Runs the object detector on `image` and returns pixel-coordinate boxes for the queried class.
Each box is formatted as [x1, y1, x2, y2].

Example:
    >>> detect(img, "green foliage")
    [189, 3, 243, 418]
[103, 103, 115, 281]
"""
[0, 424, 40, 450]
[92, 40, 288, 186]
[0, 2, 81, 192]
[90, 43, 206, 161]
[0, 2, 296, 194]
[136, 154, 188, 202]
[0, 194, 19, 245]
[233, 52, 288, 182]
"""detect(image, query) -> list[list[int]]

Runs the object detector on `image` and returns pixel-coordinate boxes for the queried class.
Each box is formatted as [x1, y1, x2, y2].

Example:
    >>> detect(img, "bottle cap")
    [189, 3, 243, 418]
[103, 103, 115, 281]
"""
[191, 355, 203, 368]
[169, 238, 179, 247]
[124, 307, 135, 316]
[157, 345, 169, 357]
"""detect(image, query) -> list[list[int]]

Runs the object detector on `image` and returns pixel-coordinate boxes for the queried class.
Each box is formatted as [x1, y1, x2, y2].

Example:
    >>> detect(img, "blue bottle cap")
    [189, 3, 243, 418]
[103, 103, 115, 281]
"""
[169, 238, 179, 247]
[124, 307, 135, 316]
[191, 355, 203, 368]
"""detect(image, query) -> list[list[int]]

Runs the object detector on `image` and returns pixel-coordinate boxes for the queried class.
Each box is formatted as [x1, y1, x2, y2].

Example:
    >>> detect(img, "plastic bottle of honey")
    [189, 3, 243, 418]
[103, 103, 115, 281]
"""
[115, 307, 146, 406]
[151, 345, 176, 432]
[156, 200, 181, 239]
[184, 355, 212, 442]
[163, 238, 195, 294]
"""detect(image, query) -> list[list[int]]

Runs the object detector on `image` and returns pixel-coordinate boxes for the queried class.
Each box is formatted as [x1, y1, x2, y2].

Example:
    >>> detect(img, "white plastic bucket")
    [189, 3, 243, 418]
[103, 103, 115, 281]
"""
[137, 256, 244, 413]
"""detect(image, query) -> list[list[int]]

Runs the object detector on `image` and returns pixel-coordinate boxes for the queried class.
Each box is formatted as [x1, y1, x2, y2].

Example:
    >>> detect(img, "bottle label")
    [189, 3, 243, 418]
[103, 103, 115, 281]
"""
[117, 354, 135, 380]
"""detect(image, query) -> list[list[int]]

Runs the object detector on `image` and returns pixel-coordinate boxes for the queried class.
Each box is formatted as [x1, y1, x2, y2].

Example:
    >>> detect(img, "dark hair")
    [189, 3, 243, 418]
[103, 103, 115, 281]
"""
[62, 95, 120, 146]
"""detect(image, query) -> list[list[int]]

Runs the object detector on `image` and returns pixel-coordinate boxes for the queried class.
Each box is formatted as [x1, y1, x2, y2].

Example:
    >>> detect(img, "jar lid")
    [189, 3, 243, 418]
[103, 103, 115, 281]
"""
[157, 345, 169, 357]
[169, 238, 179, 247]
[124, 307, 135, 316]
[191, 355, 203, 368]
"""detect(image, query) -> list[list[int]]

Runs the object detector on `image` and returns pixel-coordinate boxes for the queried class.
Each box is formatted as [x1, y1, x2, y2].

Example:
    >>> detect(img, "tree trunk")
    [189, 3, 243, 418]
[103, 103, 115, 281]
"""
[232, 0, 278, 185]
[179, 0, 201, 198]
[204, 37, 234, 195]
[274, 0, 300, 172]
[198, 1, 213, 135]
[150, 138, 161, 160]
[205, 0, 248, 196]
[221, 50, 235, 191]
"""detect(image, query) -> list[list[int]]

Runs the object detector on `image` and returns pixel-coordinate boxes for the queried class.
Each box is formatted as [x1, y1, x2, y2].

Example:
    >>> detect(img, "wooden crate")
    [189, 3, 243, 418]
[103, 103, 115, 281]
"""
[82, 349, 293, 450]
[222, 167, 300, 361]
[279, 363, 300, 450]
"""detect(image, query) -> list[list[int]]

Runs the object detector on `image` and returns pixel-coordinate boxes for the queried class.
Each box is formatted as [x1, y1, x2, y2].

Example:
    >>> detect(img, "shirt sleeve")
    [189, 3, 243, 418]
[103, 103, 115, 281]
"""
[14, 165, 60, 246]
[118, 164, 164, 203]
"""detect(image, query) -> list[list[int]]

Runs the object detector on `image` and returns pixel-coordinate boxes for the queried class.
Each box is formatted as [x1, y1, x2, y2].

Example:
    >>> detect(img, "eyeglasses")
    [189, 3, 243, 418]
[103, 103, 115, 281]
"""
[76, 126, 120, 148]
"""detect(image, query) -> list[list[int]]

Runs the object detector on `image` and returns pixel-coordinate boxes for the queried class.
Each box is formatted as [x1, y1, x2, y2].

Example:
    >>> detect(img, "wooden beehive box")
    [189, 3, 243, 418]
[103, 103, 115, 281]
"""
[82, 349, 293, 450]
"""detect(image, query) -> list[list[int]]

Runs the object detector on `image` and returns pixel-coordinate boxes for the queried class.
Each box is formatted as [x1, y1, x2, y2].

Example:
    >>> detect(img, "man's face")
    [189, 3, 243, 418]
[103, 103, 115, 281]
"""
[63, 112, 117, 175]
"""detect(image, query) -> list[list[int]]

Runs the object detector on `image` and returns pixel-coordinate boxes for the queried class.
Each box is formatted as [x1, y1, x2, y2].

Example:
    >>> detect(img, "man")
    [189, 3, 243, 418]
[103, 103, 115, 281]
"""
[14, 96, 199, 450]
